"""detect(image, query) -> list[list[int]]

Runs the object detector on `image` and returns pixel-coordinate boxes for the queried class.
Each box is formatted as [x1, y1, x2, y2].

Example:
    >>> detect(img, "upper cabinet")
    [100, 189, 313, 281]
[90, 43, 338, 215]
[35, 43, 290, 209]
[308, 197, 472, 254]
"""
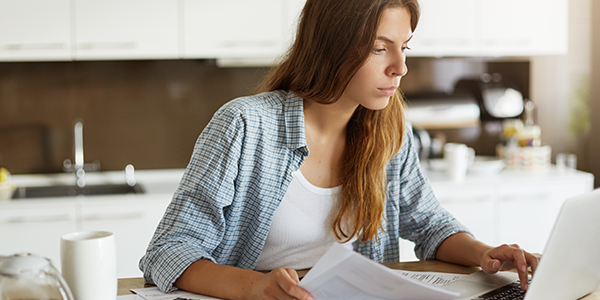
[73, 0, 179, 60]
[182, 0, 285, 59]
[409, 0, 480, 57]
[408, 0, 568, 57]
[0, 0, 72, 61]
[0, 0, 568, 62]
[478, 0, 568, 56]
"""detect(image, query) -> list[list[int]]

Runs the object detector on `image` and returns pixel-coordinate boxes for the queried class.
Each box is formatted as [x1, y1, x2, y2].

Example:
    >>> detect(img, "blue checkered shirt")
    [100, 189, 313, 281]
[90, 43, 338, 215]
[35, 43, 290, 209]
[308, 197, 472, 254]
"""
[139, 90, 470, 292]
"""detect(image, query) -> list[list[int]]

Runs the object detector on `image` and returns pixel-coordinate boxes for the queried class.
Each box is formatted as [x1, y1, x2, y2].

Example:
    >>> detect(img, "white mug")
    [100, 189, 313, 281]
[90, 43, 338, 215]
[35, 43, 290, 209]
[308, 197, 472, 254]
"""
[61, 231, 117, 300]
[444, 143, 473, 182]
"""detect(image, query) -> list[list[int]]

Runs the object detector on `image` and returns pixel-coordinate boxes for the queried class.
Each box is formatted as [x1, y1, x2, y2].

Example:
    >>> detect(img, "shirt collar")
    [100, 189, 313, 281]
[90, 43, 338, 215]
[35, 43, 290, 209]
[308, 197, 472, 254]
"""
[283, 90, 308, 155]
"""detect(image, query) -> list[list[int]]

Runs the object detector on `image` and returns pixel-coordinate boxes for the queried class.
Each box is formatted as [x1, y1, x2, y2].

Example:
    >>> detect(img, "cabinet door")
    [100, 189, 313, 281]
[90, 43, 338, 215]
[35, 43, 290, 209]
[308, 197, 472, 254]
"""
[80, 196, 170, 278]
[73, 0, 179, 60]
[480, 0, 568, 56]
[408, 0, 480, 57]
[182, 0, 285, 59]
[0, 0, 71, 61]
[0, 201, 77, 269]
[281, 0, 305, 54]
[434, 185, 495, 246]
[399, 183, 495, 262]
[496, 181, 590, 254]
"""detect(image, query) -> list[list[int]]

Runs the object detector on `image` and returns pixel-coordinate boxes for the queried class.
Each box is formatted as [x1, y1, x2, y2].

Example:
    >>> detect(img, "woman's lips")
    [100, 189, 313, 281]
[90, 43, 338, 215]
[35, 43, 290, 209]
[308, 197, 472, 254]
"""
[378, 87, 397, 97]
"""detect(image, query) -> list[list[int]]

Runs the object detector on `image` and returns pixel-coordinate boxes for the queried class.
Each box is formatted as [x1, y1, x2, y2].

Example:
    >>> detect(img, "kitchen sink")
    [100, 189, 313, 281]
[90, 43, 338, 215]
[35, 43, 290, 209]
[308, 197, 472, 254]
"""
[11, 183, 145, 199]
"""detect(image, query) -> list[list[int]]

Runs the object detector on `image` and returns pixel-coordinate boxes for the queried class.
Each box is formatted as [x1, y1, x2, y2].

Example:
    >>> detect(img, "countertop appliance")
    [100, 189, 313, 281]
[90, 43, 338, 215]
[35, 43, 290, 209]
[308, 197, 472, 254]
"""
[404, 73, 526, 160]
[404, 92, 480, 130]
[405, 92, 479, 161]
[454, 73, 525, 121]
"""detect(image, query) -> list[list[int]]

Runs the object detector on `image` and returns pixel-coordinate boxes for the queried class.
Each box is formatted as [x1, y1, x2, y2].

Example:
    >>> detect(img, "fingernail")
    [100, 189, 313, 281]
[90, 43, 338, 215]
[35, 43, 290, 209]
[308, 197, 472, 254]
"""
[521, 265, 527, 273]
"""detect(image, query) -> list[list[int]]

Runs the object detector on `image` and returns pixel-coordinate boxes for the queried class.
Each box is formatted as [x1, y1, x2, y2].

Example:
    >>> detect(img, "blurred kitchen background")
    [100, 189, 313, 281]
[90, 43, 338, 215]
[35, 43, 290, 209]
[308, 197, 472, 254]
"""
[0, 0, 599, 188]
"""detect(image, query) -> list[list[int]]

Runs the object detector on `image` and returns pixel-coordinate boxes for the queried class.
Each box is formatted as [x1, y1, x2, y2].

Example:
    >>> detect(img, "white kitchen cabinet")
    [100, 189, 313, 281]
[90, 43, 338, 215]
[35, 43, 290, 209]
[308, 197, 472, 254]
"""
[479, 0, 568, 56]
[495, 178, 590, 254]
[401, 182, 496, 262]
[182, 0, 286, 59]
[73, 0, 179, 60]
[409, 0, 480, 57]
[80, 196, 171, 278]
[408, 0, 568, 57]
[0, 196, 171, 277]
[282, 0, 305, 53]
[399, 167, 594, 261]
[433, 184, 495, 246]
[0, 0, 72, 61]
[0, 200, 77, 268]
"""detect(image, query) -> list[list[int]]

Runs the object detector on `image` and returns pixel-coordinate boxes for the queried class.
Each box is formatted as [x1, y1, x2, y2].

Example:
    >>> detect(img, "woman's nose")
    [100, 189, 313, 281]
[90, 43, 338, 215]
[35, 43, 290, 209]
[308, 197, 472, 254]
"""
[388, 52, 408, 77]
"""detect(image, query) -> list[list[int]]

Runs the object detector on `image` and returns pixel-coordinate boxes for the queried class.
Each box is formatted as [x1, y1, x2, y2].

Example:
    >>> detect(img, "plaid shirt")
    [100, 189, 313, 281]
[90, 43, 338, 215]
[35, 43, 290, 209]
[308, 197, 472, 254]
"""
[139, 90, 469, 292]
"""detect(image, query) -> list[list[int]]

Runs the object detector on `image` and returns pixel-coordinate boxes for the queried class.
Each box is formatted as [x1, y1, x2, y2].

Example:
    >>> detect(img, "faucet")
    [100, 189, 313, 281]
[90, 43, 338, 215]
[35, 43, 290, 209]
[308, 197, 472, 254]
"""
[63, 121, 101, 187]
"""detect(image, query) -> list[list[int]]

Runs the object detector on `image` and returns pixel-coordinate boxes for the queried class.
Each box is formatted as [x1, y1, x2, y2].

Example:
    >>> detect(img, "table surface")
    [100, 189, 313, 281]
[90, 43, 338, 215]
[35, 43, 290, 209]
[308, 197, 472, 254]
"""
[118, 260, 600, 299]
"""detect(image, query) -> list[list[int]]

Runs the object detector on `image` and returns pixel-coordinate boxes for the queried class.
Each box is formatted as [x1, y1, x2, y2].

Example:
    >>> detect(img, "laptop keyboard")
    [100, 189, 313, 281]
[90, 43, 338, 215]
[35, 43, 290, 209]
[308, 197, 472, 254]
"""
[473, 282, 527, 300]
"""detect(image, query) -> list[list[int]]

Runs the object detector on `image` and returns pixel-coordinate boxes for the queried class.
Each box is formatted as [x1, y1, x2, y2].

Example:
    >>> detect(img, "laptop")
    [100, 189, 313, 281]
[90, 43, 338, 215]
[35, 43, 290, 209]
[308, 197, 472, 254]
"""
[443, 188, 600, 300]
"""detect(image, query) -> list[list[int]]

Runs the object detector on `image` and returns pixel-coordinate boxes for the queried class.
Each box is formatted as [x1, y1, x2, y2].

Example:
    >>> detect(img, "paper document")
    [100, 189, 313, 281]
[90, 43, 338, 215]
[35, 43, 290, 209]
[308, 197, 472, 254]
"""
[299, 243, 460, 300]
[395, 270, 466, 286]
[132, 287, 222, 300]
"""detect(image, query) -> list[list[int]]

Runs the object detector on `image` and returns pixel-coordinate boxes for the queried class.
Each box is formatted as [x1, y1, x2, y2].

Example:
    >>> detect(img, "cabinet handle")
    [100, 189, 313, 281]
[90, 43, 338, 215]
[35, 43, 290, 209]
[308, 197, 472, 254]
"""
[481, 39, 531, 46]
[218, 40, 277, 48]
[5, 214, 70, 223]
[76, 42, 136, 50]
[1, 43, 66, 51]
[417, 39, 474, 46]
[438, 196, 490, 204]
[82, 211, 144, 221]
[499, 192, 552, 201]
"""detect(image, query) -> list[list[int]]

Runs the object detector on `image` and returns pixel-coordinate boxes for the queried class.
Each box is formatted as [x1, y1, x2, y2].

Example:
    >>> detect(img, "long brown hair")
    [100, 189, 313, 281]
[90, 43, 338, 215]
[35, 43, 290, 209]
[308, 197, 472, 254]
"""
[261, 0, 420, 242]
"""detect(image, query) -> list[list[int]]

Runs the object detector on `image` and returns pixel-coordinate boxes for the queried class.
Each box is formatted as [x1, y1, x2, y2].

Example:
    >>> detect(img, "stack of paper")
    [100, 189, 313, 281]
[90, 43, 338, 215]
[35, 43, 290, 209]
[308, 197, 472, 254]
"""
[299, 243, 460, 300]
[122, 243, 463, 300]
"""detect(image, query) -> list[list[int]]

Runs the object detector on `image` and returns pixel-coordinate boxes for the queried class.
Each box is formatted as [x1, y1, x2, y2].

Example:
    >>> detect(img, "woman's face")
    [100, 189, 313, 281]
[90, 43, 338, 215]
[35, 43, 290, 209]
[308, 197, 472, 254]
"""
[340, 6, 412, 111]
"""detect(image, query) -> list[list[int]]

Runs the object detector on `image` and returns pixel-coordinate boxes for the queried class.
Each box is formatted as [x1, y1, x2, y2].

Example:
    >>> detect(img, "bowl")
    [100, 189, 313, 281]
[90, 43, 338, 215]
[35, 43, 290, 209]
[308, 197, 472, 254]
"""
[468, 156, 505, 175]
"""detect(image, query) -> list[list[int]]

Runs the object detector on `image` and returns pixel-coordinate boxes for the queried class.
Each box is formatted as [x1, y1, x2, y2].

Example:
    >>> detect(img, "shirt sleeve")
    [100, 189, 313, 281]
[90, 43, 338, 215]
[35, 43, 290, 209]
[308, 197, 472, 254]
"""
[396, 124, 472, 260]
[139, 104, 246, 292]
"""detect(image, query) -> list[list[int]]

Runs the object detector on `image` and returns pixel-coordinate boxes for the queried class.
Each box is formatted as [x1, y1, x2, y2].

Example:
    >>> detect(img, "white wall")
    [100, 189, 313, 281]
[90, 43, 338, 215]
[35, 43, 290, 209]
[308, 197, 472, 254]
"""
[587, 0, 600, 187]
[530, 0, 592, 174]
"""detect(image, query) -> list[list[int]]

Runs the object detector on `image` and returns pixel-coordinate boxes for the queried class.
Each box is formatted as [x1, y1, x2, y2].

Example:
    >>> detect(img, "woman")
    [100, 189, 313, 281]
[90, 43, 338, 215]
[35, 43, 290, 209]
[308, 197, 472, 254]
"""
[140, 0, 539, 299]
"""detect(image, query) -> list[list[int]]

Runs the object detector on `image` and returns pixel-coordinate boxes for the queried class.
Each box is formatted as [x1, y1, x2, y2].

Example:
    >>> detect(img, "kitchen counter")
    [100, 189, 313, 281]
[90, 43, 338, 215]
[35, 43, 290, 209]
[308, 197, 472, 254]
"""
[0, 169, 186, 278]
[399, 164, 594, 261]
[423, 163, 594, 187]
[2, 166, 595, 277]
[6, 168, 185, 197]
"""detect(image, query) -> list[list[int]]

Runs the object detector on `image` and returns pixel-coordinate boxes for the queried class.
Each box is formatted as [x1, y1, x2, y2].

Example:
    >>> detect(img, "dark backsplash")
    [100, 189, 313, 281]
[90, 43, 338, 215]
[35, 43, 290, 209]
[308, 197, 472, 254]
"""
[0, 58, 529, 174]
[0, 60, 269, 174]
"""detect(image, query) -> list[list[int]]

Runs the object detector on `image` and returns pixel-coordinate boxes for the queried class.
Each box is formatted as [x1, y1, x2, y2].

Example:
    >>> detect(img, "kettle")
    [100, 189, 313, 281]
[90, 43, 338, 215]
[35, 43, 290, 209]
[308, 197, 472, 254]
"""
[0, 253, 74, 300]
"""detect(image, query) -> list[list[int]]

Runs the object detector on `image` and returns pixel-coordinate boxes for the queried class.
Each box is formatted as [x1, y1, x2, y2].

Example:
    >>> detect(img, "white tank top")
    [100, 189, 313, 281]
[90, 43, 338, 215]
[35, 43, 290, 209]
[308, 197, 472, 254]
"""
[254, 170, 357, 270]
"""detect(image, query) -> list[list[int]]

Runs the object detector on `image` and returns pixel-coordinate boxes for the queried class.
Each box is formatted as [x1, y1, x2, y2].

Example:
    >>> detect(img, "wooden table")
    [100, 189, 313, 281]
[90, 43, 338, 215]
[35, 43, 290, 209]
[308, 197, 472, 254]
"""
[118, 260, 600, 299]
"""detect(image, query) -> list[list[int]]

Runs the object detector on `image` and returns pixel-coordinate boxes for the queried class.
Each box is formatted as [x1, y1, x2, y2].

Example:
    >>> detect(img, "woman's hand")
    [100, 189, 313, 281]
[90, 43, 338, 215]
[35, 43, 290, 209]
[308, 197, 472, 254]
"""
[175, 260, 313, 300]
[479, 244, 539, 291]
[436, 233, 539, 291]
[248, 268, 313, 300]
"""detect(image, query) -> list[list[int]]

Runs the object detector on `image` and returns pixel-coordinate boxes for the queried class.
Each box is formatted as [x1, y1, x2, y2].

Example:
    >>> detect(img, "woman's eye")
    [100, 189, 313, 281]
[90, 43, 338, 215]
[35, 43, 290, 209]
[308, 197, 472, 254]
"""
[402, 46, 411, 52]
[373, 48, 386, 54]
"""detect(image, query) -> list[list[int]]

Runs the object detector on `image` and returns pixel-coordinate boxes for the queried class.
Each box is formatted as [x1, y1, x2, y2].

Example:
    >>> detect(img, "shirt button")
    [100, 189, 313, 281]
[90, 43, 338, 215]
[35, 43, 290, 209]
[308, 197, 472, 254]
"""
[291, 171, 297, 177]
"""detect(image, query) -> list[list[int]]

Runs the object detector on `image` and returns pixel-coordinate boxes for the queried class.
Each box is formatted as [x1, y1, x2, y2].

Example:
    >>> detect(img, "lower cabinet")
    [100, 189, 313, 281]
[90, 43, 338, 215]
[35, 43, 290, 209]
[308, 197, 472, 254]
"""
[0, 200, 77, 268]
[81, 196, 171, 278]
[0, 195, 171, 278]
[399, 168, 594, 262]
